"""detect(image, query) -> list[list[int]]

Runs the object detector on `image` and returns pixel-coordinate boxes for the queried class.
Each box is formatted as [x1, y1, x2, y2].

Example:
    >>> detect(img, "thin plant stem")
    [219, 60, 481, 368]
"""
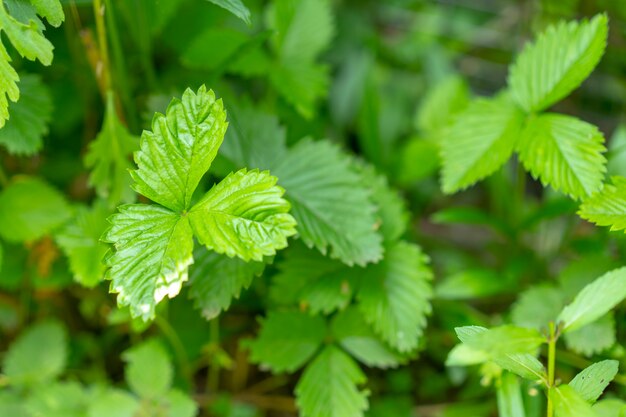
[546, 321, 557, 417]
[154, 315, 193, 387]
[0, 163, 8, 187]
[208, 317, 220, 393]
[93, 0, 111, 92]
[515, 158, 526, 226]
[134, 0, 157, 89]
[103, 0, 138, 130]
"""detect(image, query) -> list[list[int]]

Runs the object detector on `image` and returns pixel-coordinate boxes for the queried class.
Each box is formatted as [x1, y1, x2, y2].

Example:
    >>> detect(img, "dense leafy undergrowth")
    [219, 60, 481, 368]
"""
[3, 1, 626, 416]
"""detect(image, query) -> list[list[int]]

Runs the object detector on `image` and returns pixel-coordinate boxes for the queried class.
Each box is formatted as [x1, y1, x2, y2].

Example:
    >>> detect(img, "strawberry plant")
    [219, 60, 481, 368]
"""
[449, 267, 626, 416]
[2, 1, 626, 417]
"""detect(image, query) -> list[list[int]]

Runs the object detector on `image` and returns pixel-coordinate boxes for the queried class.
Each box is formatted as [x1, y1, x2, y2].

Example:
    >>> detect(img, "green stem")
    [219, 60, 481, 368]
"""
[154, 315, 192, 387]
[93, 0, 111, 92]
[0, 163, 8, 187]
[103, 0, 138, 131]
[547, 321, 557, 417]
[133, 0, 157, 89]
[208, 318, 220, 393]
[19, 268, 31, 325]
[515, 158, 526, 227]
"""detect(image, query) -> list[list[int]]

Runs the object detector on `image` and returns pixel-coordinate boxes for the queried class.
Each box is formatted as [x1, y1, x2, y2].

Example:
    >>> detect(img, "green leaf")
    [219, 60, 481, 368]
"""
[355, 72, 385, 169]
[219, 103, 286, 170]
[395, 138, 440, 184]
[331, 307, 407, 369]
[88, 389, 140, 417]
[0, 43, 19, 128]
[516, 114, 606, 200]
[557, 266, 626, 333]
[207, 393, 258, 417]
[105, 89, 295, 320]
[329, 49, 372, 127]
[607, 125, 626, 178]
[295, 345, 369, 417]
[456, 325, 545, 356]
[270, 60, 328, 119]
[521, 197, 579, 229]
[189, 168, 296, 262]
[431, 206, 511, 237]
[123, 339, 173, 399]
[205, 0, 250, 25]
[85, 92, 139, 205]
[0, 0, 57, 127]
[247, 310, 326, 373]
[0, 2, 53, 65]
[272, 139, 383, 266]
[3, 321, 67, 386]
[272, 0, 334, 64]
[415, 75, 469, 133]
[493, 353, 547, 382]
[511, 286, 564, 330]
[0, 74, 52, 155]
[113, 0, 179, 46]
[0, 177, 71, 243]
[103, 204, 194, 320]
[56, 201, 110, 287]
[188, 249, 264, 319]
[446, 344, 490, 367]
[508, 14, 608, 112]
[570, 360, 619, 403]
[182, 28, 250, 70]
[356, 162, 409, 243]
[496, 373, 526, 417]
[564, 313, 616, 356]
[357, 241, 433, 352]
[269, 0, 334, 117]
[163, 389, 198, 417]
[558, 255, 619, 299]
[455, 325, 488, 341]
[0, 391, 28, 417]
[213, 111, 384, 266]
[24, 381, 87, 417]
[436, 269, 509, 300]
[549, 385, 599, 417]
[299, 278, 352, 316]
[30, 0, 64, 27]
[366, 396, 413, 417]
[592, 399, 626, 417]
[578, 176, 626, 232]
[452, 325, 547, 381]
[271, 242, 354, 314]
[440, 96, 524, 193]
[131, 86, 228, 212]
[226, 45, 271, 77]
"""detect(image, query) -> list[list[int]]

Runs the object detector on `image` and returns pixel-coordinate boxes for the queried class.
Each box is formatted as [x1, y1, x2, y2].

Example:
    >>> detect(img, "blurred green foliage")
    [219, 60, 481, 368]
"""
[2, 1, 626, 417]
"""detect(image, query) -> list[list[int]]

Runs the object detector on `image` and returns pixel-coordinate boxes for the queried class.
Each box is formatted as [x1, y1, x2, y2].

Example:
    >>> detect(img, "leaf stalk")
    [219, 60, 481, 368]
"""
[546, 321, 557, 417]
[93, 0, 111, 92]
